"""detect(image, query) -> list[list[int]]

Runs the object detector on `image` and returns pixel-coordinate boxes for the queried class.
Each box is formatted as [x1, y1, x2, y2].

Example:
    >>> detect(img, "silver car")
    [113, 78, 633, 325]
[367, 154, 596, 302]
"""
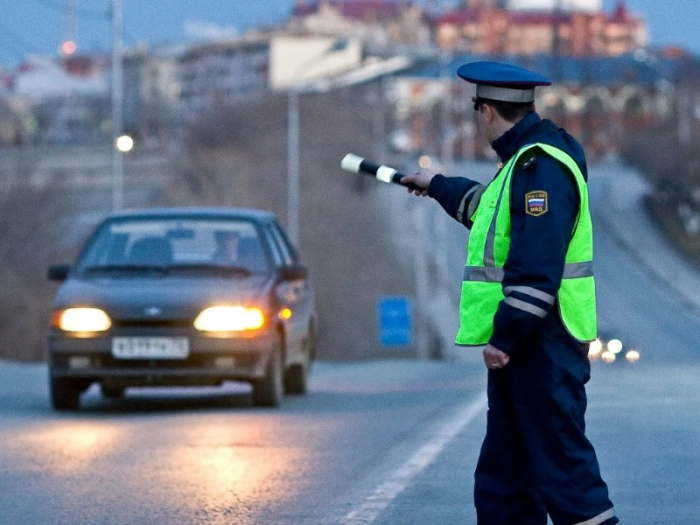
[47, 208, 317, 410]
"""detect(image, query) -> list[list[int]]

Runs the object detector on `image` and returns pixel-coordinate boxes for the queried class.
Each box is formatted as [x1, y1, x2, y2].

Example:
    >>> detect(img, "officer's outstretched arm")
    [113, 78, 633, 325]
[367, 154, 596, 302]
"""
[402, 168, 485, 229]
[427, 174, 485, 229]
[401, 169, 434, 197]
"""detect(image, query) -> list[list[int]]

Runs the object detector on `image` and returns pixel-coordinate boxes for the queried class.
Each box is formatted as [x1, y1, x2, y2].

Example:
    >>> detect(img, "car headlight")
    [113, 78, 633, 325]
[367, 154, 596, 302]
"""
[194, 306, 265, 332]
[52, 308, 112, 332]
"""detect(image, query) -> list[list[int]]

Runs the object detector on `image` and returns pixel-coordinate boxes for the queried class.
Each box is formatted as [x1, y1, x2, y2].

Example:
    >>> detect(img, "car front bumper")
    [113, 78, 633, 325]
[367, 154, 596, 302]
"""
[48, 327, 278, 386]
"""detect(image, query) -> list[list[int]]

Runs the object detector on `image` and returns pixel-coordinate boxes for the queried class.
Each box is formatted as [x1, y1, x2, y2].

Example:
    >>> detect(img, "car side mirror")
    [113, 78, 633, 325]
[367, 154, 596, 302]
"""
[47, 264, 71, 282]
[279, 263, 308, 281]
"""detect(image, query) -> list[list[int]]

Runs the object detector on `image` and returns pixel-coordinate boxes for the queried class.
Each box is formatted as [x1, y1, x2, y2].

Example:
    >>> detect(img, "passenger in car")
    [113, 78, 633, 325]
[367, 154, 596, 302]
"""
[213, 231, 266, 270]
[212, 231, 241, 264]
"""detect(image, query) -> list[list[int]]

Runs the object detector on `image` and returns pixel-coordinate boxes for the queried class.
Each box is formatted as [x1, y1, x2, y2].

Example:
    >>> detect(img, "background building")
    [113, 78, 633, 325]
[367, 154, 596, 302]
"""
[507, 0, 602, 11]
[435, 0, 646, 56]
[177, 37, 270, 119]
[392, 51, 694, 159]
[123, 45, 183, 145]
[289, 0, 432, 48]
[269, 36, 363, 91]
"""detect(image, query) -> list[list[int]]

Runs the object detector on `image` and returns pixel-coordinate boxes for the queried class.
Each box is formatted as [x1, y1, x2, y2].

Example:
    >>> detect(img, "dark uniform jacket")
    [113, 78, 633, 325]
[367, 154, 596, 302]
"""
[427, 111, 588, 355]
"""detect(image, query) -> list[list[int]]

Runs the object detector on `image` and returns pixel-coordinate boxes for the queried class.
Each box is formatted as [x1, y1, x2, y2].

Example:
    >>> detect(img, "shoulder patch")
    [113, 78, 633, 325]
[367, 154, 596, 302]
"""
[525, 191, 548, 216]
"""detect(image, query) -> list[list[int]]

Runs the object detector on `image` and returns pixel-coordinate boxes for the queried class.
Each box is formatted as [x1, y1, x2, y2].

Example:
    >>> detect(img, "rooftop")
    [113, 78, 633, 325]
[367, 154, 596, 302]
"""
[293, 0, 417, 21]
[434, 1, 637, 26]
[411, 53, 684, 86]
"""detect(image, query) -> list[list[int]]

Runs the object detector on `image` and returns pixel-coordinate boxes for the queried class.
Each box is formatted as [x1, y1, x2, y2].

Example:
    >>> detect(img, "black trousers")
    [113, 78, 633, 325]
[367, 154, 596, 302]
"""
[474, 330, 618, 525]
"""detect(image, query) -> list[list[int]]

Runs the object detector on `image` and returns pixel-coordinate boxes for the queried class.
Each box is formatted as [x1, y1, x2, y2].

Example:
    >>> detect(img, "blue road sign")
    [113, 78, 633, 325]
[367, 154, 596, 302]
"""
[378, 297, 412, 347]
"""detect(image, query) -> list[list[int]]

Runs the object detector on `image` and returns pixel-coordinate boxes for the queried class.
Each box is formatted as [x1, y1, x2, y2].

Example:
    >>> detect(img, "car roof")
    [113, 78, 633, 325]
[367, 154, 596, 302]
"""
[104, 207, 278, 223]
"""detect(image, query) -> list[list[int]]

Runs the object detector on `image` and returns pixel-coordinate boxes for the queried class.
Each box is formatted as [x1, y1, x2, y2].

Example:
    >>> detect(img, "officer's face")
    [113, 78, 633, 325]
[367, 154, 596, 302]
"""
[476, 104, 497, 143]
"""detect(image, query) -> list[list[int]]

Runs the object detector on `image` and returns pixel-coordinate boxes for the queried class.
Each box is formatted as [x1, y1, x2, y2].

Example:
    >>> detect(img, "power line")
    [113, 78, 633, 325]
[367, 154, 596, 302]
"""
[26, 0, 138, 46]
[28, 0, 109, 20]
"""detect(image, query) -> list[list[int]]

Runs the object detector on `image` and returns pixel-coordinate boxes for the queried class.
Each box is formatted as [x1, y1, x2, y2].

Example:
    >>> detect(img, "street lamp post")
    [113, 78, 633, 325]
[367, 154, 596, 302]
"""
[634, 48, 690, 146]
[286, 39, 348, 246]
[111, 0, 124, 211]
[287, 86, 301, 246]
[437, 50, 454, 290]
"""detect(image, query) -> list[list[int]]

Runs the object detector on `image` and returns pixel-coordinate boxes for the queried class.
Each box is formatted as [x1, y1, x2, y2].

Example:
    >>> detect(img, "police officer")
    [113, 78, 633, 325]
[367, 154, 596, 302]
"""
[402, 61, 618, 525]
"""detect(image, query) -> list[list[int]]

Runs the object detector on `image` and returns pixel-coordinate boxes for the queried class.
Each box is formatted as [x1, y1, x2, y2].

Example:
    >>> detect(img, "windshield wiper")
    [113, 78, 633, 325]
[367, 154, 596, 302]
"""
[164, 263, 253, 276]
[83, 264, 168, 275]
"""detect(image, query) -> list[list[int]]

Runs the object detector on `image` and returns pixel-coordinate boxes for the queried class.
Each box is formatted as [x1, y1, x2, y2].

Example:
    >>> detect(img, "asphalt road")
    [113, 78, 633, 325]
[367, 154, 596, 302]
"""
[1, 163, 700, 524]
[0, 360, 487, 525]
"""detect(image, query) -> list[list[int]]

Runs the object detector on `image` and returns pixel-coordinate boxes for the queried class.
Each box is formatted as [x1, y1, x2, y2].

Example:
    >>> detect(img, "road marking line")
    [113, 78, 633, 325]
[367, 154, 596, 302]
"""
[340, 394, 488, 525]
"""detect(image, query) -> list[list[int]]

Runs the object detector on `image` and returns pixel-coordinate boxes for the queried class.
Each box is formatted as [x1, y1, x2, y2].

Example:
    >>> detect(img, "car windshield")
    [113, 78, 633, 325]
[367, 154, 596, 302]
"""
[76, 217, 271, 277]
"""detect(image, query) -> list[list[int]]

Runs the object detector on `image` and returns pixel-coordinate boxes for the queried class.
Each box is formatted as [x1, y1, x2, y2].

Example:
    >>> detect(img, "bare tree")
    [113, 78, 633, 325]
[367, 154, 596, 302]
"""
[0, 149, 75, 361]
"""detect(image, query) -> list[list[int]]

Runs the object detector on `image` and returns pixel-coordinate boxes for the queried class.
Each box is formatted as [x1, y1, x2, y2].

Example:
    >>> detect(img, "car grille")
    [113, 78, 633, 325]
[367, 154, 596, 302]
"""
[53, 353, 259, 370]
[112, 319, 193, 328]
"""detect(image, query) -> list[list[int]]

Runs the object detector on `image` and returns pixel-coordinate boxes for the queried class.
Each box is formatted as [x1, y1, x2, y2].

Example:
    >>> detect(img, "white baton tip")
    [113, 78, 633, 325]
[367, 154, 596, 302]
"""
[376, 165, 396, 184]
[341, 153, 363, 173]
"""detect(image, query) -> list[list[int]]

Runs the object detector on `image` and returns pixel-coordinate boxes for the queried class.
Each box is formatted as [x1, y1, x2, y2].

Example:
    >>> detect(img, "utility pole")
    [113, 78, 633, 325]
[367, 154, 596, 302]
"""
[287, 86, 300, 244]
[634, 49, 691, 147]
[62, 0, 77, 55]
[551, 0, 563, 76]
[111, 0, 124, 211]
[373, 76, 386, 166]
[437, 49, 453, 289]
[678, 85, 692, 146]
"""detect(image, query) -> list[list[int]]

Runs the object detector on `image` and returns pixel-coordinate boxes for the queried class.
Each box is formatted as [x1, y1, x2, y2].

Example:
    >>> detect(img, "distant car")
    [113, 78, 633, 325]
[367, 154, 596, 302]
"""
[47, 207, 317, 410]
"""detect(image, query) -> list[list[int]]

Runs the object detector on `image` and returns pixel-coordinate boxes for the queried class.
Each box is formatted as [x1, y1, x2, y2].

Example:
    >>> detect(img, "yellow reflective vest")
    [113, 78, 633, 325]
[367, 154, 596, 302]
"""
[456, 143, 597, 346]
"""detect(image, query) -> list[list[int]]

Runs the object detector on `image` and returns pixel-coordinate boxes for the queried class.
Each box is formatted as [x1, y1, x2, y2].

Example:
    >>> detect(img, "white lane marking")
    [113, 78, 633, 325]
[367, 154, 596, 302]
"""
[340, 394, 488, 525]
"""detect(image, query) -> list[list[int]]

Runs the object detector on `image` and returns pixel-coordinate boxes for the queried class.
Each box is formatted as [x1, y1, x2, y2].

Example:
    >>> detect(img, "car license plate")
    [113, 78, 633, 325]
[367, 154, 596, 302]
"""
[111, 337, 190, 360]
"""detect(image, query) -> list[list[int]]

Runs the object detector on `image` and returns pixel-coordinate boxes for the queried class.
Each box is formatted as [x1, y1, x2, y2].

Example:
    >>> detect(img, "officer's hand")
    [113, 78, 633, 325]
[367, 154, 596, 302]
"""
[483, 344, 510, 370]
[401, 169, 435, 197]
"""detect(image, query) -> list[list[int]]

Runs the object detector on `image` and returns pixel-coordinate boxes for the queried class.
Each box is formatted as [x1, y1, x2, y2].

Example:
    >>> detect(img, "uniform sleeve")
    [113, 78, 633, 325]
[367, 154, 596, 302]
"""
[488, 153, 580, 354]
[428, 174, 485, 229]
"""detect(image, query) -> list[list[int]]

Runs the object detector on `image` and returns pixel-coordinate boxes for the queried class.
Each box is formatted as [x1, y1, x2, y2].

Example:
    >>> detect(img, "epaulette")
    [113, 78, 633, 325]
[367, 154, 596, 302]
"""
[521, 154, 537, 170]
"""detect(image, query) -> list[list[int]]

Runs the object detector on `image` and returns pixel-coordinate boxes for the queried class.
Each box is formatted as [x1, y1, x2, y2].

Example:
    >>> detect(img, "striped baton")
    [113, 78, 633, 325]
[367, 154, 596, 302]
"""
[341, 154, 422, 191]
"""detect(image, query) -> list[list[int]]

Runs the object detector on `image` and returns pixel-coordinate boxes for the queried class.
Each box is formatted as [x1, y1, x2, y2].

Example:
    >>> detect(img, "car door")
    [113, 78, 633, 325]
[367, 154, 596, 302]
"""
[264, 221, 313, 365]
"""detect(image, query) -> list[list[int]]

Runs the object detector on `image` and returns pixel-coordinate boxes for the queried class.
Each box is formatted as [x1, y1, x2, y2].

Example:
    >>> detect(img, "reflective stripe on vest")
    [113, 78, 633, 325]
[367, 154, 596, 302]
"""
[455, 143, 597, 346]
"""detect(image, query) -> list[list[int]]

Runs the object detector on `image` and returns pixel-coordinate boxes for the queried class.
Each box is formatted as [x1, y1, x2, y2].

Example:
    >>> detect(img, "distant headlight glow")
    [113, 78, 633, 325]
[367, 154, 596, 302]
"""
[607, 338, 623, 354]
[55, 308, 112, 332]
[625, 349, 641, 363]
[601, 350, 616, 364]
[588, 338, 603, 357]
[194, 306, 265, 332]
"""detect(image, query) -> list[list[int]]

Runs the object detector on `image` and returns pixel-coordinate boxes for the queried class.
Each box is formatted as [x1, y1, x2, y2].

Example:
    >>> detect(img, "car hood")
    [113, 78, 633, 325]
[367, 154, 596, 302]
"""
[52, 275, 274, 319]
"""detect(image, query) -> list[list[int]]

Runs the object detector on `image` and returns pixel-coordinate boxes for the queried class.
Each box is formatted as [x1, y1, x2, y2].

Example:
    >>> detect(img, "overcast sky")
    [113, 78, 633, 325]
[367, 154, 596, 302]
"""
[0, 0, 696, 66]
